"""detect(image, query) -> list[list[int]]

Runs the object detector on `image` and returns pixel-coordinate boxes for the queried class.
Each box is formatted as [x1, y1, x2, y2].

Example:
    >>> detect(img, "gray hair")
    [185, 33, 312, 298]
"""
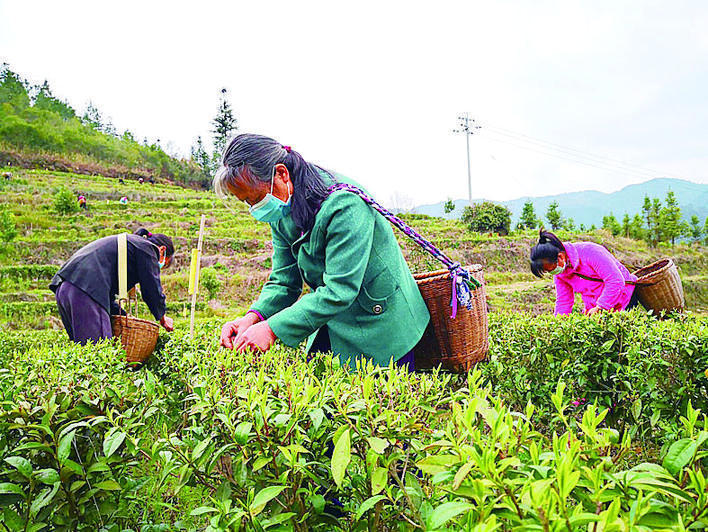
[213, 133, 334, 231]
[213, 134, 288, 198]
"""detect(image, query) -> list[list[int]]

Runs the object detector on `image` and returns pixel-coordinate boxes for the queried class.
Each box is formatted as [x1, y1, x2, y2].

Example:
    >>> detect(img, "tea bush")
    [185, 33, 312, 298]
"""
[53, 187, 78, 215]
[483, 310, 708, 444]
[1, 317, 707, 530]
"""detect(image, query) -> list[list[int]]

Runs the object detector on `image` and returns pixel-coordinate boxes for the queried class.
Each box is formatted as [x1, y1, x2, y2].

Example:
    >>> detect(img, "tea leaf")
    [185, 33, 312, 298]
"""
[249, 485, 286, 516]
[428, 501, 474, 529]
[354, 495, 387, 521]
[331, 428, 351, 489]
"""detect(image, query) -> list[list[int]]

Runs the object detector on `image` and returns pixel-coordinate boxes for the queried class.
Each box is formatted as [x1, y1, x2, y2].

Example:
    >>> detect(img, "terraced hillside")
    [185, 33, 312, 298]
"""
[0, 168, 706, 331]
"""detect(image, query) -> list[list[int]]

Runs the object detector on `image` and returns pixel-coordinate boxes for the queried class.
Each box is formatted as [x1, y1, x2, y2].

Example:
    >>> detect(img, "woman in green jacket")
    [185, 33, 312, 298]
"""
[214, 134, 430, 370]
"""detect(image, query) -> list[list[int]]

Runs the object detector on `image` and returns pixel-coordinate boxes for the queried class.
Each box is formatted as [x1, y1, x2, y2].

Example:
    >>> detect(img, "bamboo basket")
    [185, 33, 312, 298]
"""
[633, 258, 684, 314]
[111, 297, 159, 364]
[413, 264, 488, 372]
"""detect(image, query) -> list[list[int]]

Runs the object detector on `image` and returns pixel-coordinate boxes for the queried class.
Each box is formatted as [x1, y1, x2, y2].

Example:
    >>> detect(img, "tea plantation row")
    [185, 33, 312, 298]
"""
[1, 311, 706, 531]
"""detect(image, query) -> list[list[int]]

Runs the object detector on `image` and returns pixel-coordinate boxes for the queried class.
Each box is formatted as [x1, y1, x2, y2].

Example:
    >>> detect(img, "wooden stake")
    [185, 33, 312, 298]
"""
[190, 214, 206, 338]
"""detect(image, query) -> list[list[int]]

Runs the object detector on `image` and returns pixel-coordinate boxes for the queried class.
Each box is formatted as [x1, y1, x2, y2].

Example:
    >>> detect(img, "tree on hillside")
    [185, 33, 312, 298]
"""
[81, 102, 104, 131]
[444, 198, 456, 215]
[563, 217, 576, 231]
[621, 214, 631, 238]
[545, 201, 563, 231]
[519, 201, 538, 230]
[34, 81, 75, 119]
[191, 136, 213, 177]
[688, 215, 702, 243]
[602, 213, 621, 236]
[629, 214, 645, 241]
[0, 64, 30, 110]
[659, 190, 682, 246]
[461, 202, 512, 235]
[212, 88, 237, 157]
[642, 195, 662, 247]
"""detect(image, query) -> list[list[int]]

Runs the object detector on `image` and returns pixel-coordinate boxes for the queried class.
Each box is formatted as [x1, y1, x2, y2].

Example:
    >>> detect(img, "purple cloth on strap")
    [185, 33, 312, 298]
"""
[55, 281, 113, 344]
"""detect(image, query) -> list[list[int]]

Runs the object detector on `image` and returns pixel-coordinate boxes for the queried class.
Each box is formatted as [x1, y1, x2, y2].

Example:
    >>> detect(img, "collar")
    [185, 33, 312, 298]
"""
[562, 241, 579, 271]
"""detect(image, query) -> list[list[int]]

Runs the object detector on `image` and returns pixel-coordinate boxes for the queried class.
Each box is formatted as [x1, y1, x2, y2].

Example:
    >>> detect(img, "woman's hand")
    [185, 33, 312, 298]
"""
[160, 315, 174, 332]
[220, 312, 261, 349]
[586, 306, 603, 316]
[234, 321, 276, 353]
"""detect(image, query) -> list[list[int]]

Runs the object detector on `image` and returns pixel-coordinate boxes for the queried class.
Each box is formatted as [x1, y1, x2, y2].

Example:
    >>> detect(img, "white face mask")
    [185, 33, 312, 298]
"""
[246, 166, 292, 223]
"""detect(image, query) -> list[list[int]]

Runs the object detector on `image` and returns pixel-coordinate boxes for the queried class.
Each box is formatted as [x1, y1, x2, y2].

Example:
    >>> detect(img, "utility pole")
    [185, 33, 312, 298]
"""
[453, 114, 481, 206]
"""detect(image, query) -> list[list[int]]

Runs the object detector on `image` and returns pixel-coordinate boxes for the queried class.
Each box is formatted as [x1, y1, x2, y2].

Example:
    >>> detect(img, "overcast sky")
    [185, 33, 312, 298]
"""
[1, 1, 707, 206]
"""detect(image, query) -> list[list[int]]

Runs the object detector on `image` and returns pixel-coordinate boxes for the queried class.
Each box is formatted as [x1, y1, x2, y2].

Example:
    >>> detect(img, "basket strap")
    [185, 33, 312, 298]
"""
[327, 183, 481, 318]
[117, 233, 128, 301]
[572, 272, 655, 287]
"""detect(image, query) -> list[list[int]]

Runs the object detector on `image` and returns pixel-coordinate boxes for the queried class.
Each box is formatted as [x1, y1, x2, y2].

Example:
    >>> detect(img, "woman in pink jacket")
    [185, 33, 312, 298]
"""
[530, 230, 641, 315]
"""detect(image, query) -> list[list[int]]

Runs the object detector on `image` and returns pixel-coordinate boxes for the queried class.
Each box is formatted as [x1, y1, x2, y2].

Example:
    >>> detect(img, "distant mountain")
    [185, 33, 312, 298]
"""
[413, 178, 708, 227]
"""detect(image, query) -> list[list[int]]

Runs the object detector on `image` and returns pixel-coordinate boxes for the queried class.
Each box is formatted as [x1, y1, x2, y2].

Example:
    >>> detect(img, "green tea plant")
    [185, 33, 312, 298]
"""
[483, 310, 708, 444]
[52, 187, 78, 215]
[200, 267, 223, 301]
[0, 323, 707, 530]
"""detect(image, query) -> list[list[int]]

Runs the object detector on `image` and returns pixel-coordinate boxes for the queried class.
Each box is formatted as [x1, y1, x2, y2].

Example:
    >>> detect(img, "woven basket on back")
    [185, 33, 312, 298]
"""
[413, 264, 488, 373]
[632, 258, 684, 314]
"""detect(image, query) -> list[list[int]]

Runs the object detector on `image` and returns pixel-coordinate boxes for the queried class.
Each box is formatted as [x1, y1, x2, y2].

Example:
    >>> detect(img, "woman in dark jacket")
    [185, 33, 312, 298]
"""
[49, 228, 175, 344]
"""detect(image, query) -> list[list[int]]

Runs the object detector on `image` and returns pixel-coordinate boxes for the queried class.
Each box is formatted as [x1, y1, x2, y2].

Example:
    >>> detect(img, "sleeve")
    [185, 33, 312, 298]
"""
[249, 225, 304, 319]
[586, 246, 625, 310]
[267, 194, 375, 347]
[554, 275, 575, 315]
[136, 251, 167, 321]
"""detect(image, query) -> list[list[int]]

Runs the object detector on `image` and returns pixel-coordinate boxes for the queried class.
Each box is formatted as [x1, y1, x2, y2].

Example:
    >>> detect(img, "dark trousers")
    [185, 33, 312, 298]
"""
[625, 289, 642, 310]
[55, 281, 112, 344]
[309, 326, 415, 372]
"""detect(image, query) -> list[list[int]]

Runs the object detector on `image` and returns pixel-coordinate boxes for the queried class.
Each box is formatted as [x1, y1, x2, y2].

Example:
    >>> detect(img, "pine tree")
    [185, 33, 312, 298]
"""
[0, 64, 30, 110]
[519, 201, 538, 230]
[621, 213, 631, 238]
[629, 214, 645, 241]
[688, 215, 702, 243]
[82, 102, 103, 131]
[34, 80, 75, 119]
[545, 201, 563, 230]
[602, 213, 621, 236]
[443, 198, 456, 215]
[191, 136, 213, 176]
[211, 88, 237, 156]
[642, 196, 662, 247]
[659, 190, 682, 246]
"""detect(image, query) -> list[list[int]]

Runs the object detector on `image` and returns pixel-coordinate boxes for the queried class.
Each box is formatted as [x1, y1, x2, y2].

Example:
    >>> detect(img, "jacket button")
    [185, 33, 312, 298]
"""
[372, 304, 383, 314]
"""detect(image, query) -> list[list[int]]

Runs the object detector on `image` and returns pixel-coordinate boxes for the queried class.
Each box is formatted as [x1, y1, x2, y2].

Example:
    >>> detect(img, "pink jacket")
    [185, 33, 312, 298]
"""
[554, 241, 637, 315]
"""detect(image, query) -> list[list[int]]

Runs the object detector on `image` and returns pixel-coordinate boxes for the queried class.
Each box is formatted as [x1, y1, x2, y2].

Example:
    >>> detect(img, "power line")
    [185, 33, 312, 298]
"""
[482, 133, 668, 180]
[479, 122, 686, 180]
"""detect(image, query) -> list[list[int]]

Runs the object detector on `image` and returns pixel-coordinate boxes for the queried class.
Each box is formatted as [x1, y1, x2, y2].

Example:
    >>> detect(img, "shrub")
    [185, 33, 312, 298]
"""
[0, 205, 17, 243]
[200, 266, 223, 300]
[53, 186, 78, 215]
[482, 310, 708, 444]
[461, 201, 511, 235]
[0, 317, 707, 530]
